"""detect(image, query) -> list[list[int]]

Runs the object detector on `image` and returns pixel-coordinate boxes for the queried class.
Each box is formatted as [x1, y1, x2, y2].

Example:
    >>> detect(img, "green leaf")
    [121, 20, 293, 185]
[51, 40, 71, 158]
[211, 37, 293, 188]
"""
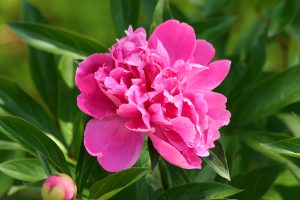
[242, 135, 300, 183]
[136, 176, 163, 200]
[0, 172, 13, 197]
[204, 140, 231, 181]
[151, 0, 165, 28]
[89, 167, 147, 200]
[241, 131, 290, 143]
[192, 16, 237, 41]
[220, 23, 266, 98]
[142, 0, 157, 21]
[57, 56, 76, 145]
[7, 22, 106, 59]
[0, 141, 24, 151]
[240, 34, 267, 88]
[187, 164, 216, 183]
[0, 158, 46, 182]
[273, 185, 300, 200]
[110, 0, 140, 37]
[236, 65, 300, 125]
[37, 150, 52, 176]
[147, 138, 159, 170]
[71, 112, 86, 159]
[217, 55, 247, 96]
[268, 0, 296, 37]
[158, 159, 190, 189]
[157, 182, 241, 200]
[75, 146, 97, 193]
[0, 77, 58, 135]
[0, 116, 70, 175]
[29, 49, 58, 113]
[22, 0, 59, 114]
[21, 0, 47, 23]
[230, 165, 284, 200]
[149, 0, 172, 32]
[261, 138, 300, 158]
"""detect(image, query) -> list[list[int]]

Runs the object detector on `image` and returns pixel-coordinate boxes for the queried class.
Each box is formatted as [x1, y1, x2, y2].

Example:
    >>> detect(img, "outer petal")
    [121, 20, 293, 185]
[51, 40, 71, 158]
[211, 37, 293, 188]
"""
[203, 91, 231, 128]
[170, 116, 197, 144]
[75, 53, 113, 92]
[77, 75, 116, 119]
[84, 117, 145, 172]
[149, 126, 201, 169]
[192, 40, 215, 65]
[148, 20, 196, 65]
[186, 60, 231, 91]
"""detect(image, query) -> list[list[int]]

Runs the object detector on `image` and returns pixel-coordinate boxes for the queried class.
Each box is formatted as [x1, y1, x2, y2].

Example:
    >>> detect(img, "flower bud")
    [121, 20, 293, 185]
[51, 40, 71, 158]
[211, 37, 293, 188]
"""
[41, 174, 76, 200]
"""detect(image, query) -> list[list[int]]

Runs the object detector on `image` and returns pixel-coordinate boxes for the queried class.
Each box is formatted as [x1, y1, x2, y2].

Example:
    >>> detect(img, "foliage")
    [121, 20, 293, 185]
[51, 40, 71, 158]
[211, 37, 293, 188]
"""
[0, 0, 300, 199]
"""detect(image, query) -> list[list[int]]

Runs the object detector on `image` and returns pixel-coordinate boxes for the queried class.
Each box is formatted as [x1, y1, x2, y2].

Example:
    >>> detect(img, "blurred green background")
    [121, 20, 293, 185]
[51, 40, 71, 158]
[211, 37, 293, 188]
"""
[0, 0, 115, 97]
[1, 0, 300, 99]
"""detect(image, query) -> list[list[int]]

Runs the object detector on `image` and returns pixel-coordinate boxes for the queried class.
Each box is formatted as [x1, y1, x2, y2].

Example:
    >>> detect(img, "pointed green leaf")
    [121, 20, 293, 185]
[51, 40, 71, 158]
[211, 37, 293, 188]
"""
[261, 138, 300, 158]
[29, 49, 58, 113]
[152, 0, 165, 25]
[158, 159, 189, 189]
[204, 140, 231, 180]
[0, 158, 46, 182]
[110, 0, 140, 37]
[192, 16, 237, 41]
[242, 134, 300, 183]
[71, 112, 86, 159]
[236, 65, 300, 125]
[89, 168, 147, 200]
[22, 1, 59, 114]
[136, 175, 163, 200]
[0, 116, 70, 175]
[21, 0, 47, 23]
[75, 146, 97, 193]
[0, 77, 57, 135]
[230, 165, 284, 200]
[57, 56, 76, 145]
[7, 22, 106, 59]
[150, 0, 172, 32]
[158, 182, 241, 200]
[147, 138, 159, 170]
[268, 0, 296, 36]
[0, 141, 24, 151]
[0, 172, 13, 197]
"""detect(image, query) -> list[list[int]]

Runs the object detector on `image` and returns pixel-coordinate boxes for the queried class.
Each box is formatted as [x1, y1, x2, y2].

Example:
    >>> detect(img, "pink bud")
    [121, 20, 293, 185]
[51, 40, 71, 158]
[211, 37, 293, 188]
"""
[41, 174, 76, 200]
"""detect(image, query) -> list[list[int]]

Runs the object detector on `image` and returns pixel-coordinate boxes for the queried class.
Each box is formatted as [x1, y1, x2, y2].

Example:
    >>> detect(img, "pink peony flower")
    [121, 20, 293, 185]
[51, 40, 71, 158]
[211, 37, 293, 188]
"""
[41, 174, 76, 200]
[76, 20, 231, 172]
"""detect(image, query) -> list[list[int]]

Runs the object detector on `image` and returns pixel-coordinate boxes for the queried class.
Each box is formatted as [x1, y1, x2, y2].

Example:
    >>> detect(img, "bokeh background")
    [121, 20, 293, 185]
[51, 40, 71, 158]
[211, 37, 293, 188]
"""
[1, 0, 300, 97]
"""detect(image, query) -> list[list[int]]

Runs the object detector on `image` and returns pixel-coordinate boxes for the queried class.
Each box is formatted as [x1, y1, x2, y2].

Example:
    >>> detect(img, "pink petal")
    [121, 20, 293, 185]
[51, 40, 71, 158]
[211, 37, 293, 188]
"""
[117, 103, 140, 117]
[192, 40, 215, 65]
[149, 127, 201, 169]
[77, 75, 116, 119]
[125, 117, 152, 132]
[203, 91, 231, 128]
[148, 104, 170, 125]
[206, 117, 220, 144]
[75, 53, 113, 92]
[186, 60, 231, 91]
[170, 117, 197, 145]
[84, 117, 145, 172]
[184, 92, 208, 114]
[148, 20, 196, 65]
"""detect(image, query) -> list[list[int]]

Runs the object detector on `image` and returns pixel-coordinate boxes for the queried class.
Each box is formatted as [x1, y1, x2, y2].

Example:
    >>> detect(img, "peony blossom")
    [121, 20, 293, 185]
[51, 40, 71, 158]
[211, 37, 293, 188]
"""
[41, 174, 76, 200]
[75, 20, 231, 172]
